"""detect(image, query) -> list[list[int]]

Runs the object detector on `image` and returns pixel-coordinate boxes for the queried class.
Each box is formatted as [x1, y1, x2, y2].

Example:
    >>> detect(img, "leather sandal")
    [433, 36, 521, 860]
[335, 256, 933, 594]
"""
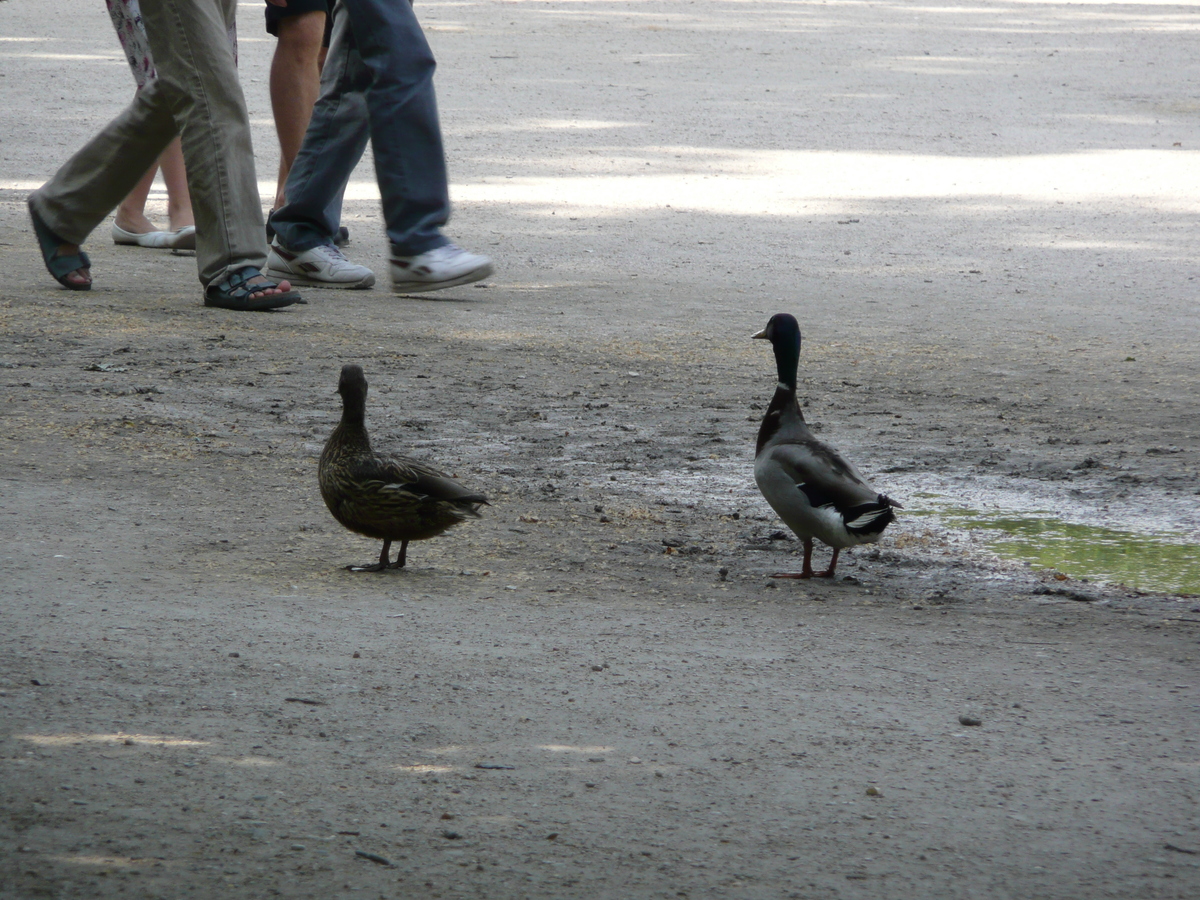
[29, 200, 91, 291]
[204, 266, 305, 311]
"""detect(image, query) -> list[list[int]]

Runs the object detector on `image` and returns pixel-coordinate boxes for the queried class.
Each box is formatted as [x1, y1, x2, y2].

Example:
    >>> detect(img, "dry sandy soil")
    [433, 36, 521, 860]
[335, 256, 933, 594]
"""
[2, 1, 1199, 898]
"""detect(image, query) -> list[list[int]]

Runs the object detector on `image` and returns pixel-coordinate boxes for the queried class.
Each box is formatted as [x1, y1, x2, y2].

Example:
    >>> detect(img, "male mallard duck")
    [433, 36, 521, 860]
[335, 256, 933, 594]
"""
[319, 364, 488, 571]
[752, 314, 901, 578]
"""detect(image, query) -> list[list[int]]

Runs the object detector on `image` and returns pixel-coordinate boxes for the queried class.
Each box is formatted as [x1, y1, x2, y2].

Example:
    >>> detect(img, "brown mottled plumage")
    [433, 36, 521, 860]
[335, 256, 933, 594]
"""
[319, 365, 488, 571]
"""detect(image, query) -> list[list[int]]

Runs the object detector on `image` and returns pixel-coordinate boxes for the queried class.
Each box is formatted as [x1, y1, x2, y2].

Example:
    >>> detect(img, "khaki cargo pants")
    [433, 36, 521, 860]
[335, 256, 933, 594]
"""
[29, 0, 266, 288]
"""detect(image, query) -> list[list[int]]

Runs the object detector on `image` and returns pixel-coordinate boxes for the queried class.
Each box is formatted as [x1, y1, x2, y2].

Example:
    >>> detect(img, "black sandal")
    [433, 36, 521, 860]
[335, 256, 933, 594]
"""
[204, 266, 305, 311]
[29, 200, 92, 291]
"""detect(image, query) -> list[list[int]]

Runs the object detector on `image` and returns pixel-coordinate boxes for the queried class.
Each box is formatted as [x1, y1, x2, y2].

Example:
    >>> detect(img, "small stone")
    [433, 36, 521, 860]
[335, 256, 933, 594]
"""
[628, 757, 642, 764]
[865, 786, 882, 797]
[959, 715, 982, 727]
[228, 652, 240, 658]
[352, 651, 361, 659]
[290, 844, 306, 852]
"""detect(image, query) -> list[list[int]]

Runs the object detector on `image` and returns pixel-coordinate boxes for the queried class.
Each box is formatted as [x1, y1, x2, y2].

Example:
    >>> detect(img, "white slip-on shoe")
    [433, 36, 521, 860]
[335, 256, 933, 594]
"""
[266, 240, 376, 289]
[166, 225, 196, 251]
[112, 222, 173, 248]
[390, 243, 493, 294]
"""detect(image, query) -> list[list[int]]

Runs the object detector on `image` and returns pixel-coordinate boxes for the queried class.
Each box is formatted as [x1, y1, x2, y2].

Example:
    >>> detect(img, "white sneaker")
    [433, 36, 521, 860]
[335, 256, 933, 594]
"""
[390, 243, 493, 294]
[267, 240, 376, 289]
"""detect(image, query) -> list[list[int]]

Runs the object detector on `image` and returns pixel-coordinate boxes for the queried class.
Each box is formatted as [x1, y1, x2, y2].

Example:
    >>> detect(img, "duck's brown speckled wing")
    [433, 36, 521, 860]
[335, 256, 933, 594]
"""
[326, 453, 488, 541]
[370, 454, 489, 505]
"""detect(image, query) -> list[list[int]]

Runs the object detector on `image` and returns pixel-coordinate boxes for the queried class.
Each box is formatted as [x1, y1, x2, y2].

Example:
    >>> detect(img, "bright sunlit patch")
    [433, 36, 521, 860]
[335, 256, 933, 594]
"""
[8, 147, 1199, 214]
[423, 744, 471, 756]
[2, 53, 122, 61]
[450, 149, 1200, 215]
[524, 119, 640, 130]
[17, 733, 209, 748]
[392, 764, 455, 773]
[211, 755, 279, 767]
[537, 744, 616, 754]
[50, 855, 141, 868]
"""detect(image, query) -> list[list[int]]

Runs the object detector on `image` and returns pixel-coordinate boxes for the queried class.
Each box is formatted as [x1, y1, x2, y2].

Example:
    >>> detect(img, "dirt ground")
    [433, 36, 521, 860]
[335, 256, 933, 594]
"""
[2, 1, 1199, 898]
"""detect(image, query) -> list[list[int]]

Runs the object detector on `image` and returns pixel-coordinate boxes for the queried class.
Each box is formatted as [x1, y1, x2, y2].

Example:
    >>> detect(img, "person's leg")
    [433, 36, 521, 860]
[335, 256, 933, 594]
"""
[157, 137, 194, 231]
[113, 163, 161, 234]
[138, 0, 273, 289]
[341, 0, 450, 257]
[269, 8, 327, 211]
[30, 79, 176, 250]
[27, 78, 175, 288]
[108, 1, 188, 239]
[271, 1, 370, 252]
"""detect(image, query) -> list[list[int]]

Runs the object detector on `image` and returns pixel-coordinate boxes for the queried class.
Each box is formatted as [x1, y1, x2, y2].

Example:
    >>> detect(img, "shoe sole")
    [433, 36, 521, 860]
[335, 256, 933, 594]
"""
[391, 262, 493, 295]
[204, 293, 304, 311]
[266, 266, 375, 290]
[113, 230, 173, 248]
[167, 227, 196, 251]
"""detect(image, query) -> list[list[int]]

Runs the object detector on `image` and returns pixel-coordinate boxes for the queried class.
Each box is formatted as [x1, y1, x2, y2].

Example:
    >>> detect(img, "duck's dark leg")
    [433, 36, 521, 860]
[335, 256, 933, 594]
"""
[771, 538, 817, 579]
[348, 539, 392, 572]
[815, 547, 840, 578]
[387, 539, 410, 569]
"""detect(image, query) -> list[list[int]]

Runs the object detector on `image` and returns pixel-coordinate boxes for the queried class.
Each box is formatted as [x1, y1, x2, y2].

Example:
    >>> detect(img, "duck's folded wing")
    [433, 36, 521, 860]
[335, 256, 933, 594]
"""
[765, 440, 879, 511]
[369, 455, 489, 507]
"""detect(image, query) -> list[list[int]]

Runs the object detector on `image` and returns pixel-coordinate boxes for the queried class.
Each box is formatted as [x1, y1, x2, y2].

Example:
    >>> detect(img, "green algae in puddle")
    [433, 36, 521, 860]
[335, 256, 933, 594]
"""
[913, 505, 1200, 595]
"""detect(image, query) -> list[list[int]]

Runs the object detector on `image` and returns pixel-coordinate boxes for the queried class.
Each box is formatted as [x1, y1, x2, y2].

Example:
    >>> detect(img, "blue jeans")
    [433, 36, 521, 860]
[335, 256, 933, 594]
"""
[270, 0, 451, 257]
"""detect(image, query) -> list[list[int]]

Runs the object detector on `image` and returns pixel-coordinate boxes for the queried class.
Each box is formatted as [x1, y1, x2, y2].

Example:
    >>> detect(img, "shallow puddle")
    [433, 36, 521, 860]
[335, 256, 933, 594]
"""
[911, 495, 1200, 595]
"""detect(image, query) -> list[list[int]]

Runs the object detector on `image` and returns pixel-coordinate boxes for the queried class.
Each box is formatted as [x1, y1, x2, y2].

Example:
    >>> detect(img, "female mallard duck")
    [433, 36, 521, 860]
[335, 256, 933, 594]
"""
[753, 314, 901, 578]
[319, 364, 488, 572]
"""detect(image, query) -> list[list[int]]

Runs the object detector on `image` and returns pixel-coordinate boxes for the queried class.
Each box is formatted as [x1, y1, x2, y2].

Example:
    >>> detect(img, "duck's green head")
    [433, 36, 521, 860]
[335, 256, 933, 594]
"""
[752, 313, 801, 388]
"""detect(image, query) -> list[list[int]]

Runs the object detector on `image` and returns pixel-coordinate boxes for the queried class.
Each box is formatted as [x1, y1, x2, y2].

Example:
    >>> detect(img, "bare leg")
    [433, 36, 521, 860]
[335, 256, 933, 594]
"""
[270, 11, 327, 211]
[771, 537, 818, 579]
[114, 164, 160, 234]
[349, 539, 392, 572]
[158, 137, 194, 231]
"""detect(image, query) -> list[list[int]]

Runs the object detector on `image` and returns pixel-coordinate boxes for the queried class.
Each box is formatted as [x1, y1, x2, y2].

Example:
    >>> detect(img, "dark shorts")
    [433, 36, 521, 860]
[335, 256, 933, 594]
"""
[265, 0, 334, 46]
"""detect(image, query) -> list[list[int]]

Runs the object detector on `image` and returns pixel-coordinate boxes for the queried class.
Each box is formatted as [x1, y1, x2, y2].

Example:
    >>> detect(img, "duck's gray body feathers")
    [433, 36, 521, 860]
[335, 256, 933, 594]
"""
[755, 386, 896, 552]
